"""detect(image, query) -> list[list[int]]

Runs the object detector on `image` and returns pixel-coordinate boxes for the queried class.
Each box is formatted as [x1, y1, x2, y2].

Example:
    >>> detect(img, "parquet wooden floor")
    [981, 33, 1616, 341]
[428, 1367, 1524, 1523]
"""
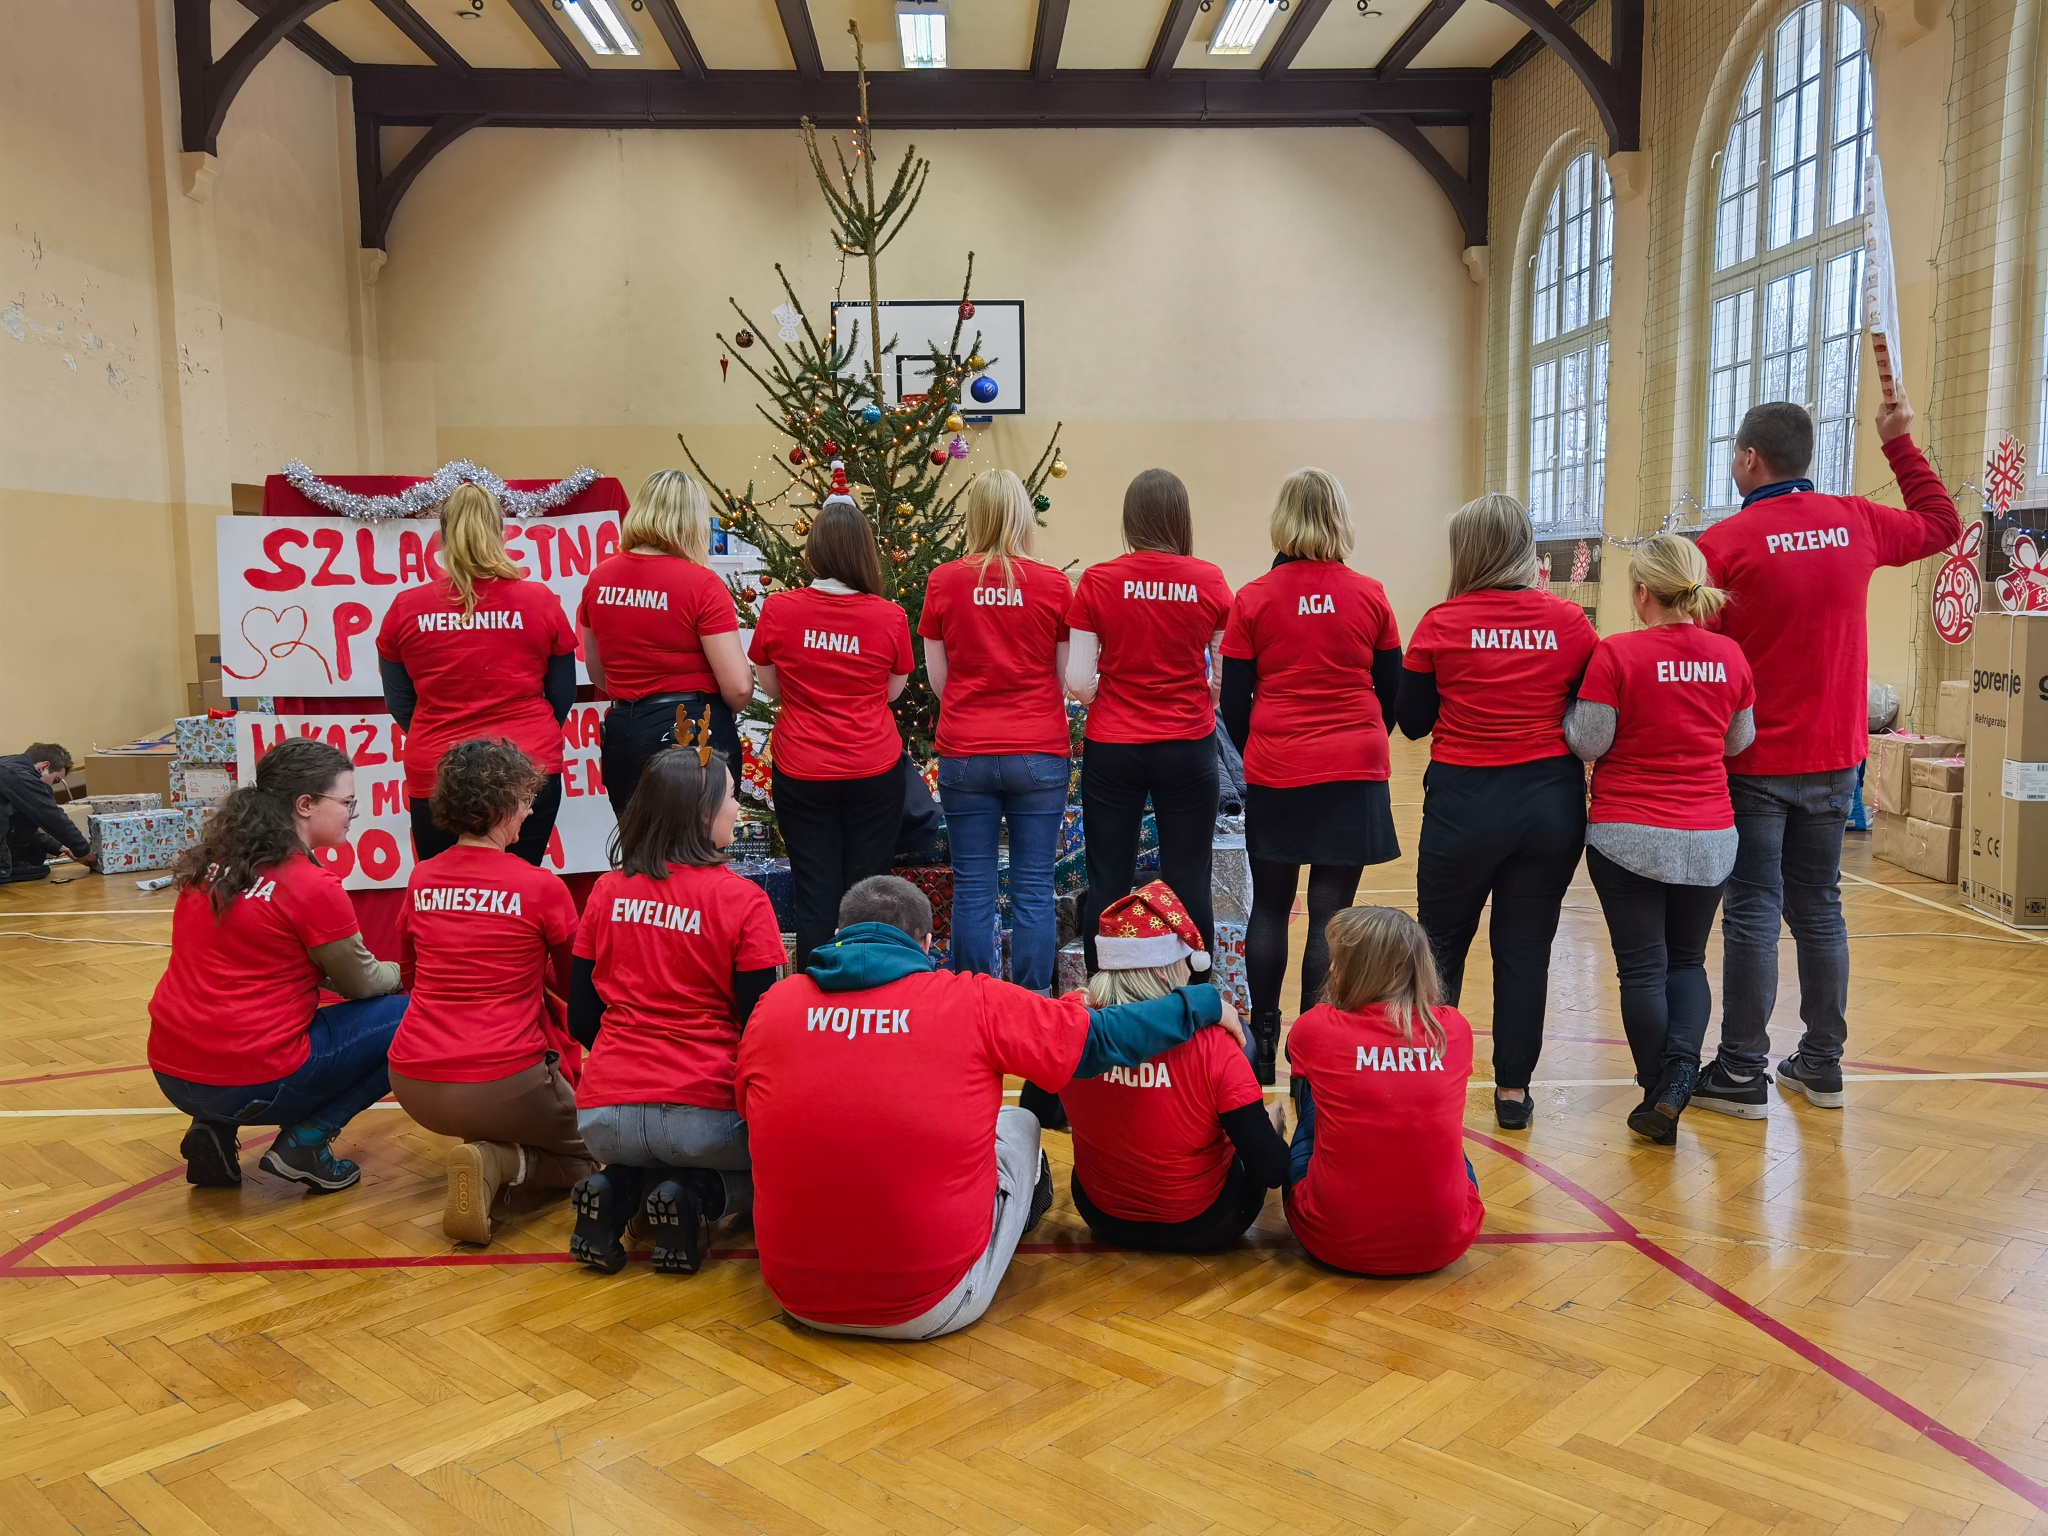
[5, 737, 2048, 1535]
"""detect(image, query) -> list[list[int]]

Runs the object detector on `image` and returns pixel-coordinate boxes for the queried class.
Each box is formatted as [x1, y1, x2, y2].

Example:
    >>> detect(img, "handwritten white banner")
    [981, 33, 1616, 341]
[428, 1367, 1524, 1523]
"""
[234, 706, 616, 891]
[215, 512, 623, 697]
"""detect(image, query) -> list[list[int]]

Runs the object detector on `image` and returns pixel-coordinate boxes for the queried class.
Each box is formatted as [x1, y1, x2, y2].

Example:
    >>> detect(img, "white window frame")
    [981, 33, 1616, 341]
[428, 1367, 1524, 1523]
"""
[1704, 1, 1874, 514]
[1527, 148, 1614, 537]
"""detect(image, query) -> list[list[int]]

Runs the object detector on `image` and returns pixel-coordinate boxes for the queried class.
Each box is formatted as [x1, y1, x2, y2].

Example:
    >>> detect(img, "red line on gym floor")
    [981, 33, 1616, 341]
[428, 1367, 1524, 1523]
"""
[0, 1132, 278, 1271]
[0, 1063, 152, 1087]
[1465, 1129, 2048, 1515]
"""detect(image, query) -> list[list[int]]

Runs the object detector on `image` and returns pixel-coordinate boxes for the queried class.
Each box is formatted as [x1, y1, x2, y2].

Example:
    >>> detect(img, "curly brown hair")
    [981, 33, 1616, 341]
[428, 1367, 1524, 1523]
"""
[175, 737, 351, 911]
[430, 739, 542, 838]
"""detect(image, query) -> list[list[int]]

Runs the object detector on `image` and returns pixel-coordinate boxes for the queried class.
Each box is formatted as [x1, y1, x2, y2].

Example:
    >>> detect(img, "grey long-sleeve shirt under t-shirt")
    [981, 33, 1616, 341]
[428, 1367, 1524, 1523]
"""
[1563, 700, 1756, 886]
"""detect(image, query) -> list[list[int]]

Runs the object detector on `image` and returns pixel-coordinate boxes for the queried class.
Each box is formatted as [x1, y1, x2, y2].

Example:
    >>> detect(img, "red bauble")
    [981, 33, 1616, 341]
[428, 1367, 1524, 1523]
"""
[788, 447, 806, 464]
[931, 448, 949, 465]
[959, 300, 976, 319]
[820, 440, 839, 456]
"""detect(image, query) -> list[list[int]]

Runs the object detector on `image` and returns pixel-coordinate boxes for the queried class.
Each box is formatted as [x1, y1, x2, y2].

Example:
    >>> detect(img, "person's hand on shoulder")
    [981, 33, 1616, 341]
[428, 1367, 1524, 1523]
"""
[1876, 389, 1915, 443]
[1212, 998, 1245, 1049]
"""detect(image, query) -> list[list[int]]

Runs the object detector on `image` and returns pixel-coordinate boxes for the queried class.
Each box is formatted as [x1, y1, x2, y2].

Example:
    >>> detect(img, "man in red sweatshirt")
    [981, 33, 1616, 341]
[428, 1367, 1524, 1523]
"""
[1692, 396, 1959, 1117]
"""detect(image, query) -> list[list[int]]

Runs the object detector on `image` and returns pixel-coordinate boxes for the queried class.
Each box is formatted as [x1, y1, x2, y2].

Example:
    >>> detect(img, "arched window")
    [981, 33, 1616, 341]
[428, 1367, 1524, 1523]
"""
[1528, 148, 1614, 534]
[1705, 1, 1873, 510]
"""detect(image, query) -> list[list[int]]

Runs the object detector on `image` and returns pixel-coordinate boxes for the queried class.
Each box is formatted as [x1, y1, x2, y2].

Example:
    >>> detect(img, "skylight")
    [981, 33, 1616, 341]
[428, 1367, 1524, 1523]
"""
[897, 1, 948, 69]
[1208, 0, 1282, 56]
[561, 0, 640, 57]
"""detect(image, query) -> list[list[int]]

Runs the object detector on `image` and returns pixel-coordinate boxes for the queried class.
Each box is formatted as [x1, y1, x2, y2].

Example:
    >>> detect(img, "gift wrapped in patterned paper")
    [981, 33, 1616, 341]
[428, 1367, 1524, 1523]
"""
[1212, 919, 1250, 1018]
[1056, 891, 1084, 944]
[1211, 832, 1251, 923]
[897, 864, 955, 941]
[730, 857, 793, 927]
[88, 807, 202, 874]
[1055, 941, 1088, 997]
[173, 715, 238, 766]
[169, 759, 236, 808]
[1053, 846, 1087, 898]
[729, 820, 772, 862]
[78, 793, 163, 816]
[1134, 812, 1161, 874]
[1057, 803, 1085, 858]
[777, 931, 798, 979]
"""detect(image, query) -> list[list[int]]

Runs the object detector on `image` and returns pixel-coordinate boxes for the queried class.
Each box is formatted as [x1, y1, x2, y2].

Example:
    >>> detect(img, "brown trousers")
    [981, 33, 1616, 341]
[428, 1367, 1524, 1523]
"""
[391, 1058, 598, 1207]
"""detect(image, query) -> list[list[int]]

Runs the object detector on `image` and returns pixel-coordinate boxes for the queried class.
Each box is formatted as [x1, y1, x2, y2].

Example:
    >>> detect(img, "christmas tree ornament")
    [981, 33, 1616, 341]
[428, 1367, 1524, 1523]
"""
[771, 303, 803, 343]
[820, 440, 839, 456]
[967, 353, 986, 370]
[742, 586, 759, 603]
[735, 328, 755, 348]
[894, 501, 914, 520]
[788, 446, 806, 464]
[892, 549, 908, 565]
[794, 516, 811, 535]
[1033, 493, 1051, 513]
[861, 404, 882, 424]
[970, 375, 999, 404]
[959, 300, 976, 319]
[947, 436, 969, 460]
[1049, 458, 1068, 479]
[931, 448, 949, 465]
[945, 412, 964, 432]
[720, 355, 729, 380]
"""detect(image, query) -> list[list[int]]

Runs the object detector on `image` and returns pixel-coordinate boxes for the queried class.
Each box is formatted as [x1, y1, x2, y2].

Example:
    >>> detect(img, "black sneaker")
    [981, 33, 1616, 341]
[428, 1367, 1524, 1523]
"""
[0, 862, 50, 884]
[1493, 1093, 1533, 1130]
[259, 1134, 360, 1192]
[643, 1179, 703, 1275]
[1690, 1059, 1770, 1120]
[1776, 1053, 1845, 1109]
[1023, 1150, 1054, 1234]
[1627, 1060, 1698, 1145]
[180, 1120, 243, 1187]
[1251, 1010, 1283, 1087]
[569, 1169, 637, 1274]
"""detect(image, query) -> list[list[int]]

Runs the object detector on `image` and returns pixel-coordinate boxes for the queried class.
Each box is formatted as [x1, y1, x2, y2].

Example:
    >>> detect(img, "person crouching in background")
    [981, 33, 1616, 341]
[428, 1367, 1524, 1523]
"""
[388, 740, 596, 1244]
[1283, 907, 1483, 1277]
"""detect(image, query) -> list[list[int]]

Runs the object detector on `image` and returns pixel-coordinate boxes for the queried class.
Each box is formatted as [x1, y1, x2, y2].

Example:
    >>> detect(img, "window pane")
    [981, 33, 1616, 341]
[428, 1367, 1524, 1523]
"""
[1815, 246, 1864, 492]
[1716, 61, 1765, 271]
[1767, 2, 1825, 250]
[1533, 191, 1562, 344]
[1590, 340, 1610, 529]
[1708, 289, 1756, 507]
[1596, 172, 1615, 320]
[1529, 360, 1558, 525]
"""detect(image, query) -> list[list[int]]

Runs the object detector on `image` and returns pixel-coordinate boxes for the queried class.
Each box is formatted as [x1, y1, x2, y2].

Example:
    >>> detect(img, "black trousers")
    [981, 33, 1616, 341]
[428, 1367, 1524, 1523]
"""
[1415, 755, 1585, 1090]
[773, 764, 903, 968]
[1585, 846, 1726, 1088]
[1080, 737, 1219, 972]
[1248, 860, 1364, 1016]
[1071, 1159, 1270, 1254]
[410, 773, 563, 867]
[599, 692, 742, 820]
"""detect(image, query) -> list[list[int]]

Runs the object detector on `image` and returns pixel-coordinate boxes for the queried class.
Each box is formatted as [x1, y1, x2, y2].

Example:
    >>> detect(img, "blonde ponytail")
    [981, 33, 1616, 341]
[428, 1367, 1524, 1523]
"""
[439, 483, 523, 616]
[1629, 532, 1728, 622]
[1321, 906, 1447, 1055]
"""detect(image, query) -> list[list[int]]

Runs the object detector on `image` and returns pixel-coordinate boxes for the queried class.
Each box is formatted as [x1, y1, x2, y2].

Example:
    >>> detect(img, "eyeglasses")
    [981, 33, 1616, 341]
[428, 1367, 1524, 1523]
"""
[316, 794, 361, 820]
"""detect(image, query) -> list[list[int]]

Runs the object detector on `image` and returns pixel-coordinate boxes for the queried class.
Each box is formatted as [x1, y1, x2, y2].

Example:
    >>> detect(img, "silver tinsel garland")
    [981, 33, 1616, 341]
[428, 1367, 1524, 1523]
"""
[279, 460, 600, 522]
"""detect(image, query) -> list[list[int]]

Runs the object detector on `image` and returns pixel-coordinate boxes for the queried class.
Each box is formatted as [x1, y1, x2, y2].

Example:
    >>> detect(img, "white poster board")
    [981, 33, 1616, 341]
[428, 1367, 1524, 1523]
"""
[1862, 155, 1902, 405]
[233, 705, 616, 891]
[829, 299, 1026, 415]
[215, 511, 623, 696]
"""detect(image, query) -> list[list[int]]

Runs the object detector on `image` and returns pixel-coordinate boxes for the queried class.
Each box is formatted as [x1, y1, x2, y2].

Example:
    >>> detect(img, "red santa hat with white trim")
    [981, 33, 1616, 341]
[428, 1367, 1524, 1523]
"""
[1095, 880, 1210, 972]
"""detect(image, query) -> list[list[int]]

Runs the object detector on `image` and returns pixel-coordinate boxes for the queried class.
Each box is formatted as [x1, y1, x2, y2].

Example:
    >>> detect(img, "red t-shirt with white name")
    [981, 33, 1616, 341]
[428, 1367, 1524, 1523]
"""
[576, 551, 739, 700]
[148, 855, 363, 1085]
[1283, 1002, 1483, 1277]
[1696, 436, 1961, 776]
[1068, 552, 1233, 744]
[1403, 588, 1597, 767]
[735, 969, 1090, 1327]
[1578, 624, 1755, 831]
[749, 586, 915, 780]
[1222, 560, 1401, 787]
[390, 845, 578, 1083]
[918, 556, 1072, 758]
[376, 576, 578, 799]
[1061, 1024, 1264, 1223]
[574, 863, 786, 1112]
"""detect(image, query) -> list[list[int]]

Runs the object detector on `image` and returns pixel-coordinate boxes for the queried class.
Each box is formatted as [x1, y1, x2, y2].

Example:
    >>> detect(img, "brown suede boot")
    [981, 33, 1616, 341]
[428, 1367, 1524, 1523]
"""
[444, 1141, 523, 1245]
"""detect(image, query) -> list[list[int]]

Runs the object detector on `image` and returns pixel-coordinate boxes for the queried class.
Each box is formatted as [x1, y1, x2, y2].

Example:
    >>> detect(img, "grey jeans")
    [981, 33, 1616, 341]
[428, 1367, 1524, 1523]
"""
[577, 1102, 753, 1219]
[1716, 769, 1858, 1073]
[789, 1107, 1043, 1342]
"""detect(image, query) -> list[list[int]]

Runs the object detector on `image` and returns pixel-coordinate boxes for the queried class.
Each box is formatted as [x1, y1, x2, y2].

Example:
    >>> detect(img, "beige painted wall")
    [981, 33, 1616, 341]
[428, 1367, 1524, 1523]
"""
[375, 125, 1475, 637]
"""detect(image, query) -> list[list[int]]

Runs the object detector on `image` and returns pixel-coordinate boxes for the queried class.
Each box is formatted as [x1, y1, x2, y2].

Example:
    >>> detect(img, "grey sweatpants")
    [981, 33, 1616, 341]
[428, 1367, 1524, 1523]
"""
[789, 1106, 1043, 1342]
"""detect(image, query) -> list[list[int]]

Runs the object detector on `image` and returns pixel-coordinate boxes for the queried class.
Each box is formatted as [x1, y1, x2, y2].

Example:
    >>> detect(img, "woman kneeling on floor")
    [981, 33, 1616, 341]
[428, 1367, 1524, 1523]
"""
[149, 738, 407, 1193]
[568, 725, 787, 1275]
[1284, 906, 1484, 1276]
[1057, 882, 1290, 1252]
[388, 740, 597, 1244]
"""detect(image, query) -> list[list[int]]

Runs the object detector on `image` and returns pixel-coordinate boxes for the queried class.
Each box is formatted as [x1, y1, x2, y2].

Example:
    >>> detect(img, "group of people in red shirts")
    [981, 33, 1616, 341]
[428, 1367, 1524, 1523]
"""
[141, 386, 1957, 1329]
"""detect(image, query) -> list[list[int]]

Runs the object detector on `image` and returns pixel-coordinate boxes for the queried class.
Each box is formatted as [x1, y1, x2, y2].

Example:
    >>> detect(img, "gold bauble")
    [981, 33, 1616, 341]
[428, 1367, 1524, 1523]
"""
[794, 517, 812, 535]
[895, 502, 914, 521]
[1049, 458, 1068, 479]
[945, 413, 964, 433]
[967, 353, 986, 370]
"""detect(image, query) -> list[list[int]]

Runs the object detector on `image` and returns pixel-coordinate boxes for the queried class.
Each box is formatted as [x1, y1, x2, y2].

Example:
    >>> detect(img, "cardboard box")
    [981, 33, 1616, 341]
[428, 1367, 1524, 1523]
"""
[1963, 613, 2048, 926]
[1872, 810, 1960, 883]
[1866, 732, 1965, 815]
[1936, 679, 1971, 745]
[85, 747, 176, 803]
[1908, 786, 1962, 827]
[1910, 756, 1966, 793]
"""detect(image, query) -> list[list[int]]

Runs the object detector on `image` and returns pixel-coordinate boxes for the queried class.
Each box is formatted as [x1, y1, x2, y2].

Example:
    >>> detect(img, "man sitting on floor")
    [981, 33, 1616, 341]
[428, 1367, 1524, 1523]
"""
[0, 743, 95, 884]
[736, 874, 1240, 1341]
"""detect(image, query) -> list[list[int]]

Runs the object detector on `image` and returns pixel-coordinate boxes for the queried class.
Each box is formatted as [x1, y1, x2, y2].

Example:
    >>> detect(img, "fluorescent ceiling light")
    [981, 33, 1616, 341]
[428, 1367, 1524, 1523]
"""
[896, 1, 948, 69]
[1208, 0, 1280, 55]
[562, 0, 640, 57]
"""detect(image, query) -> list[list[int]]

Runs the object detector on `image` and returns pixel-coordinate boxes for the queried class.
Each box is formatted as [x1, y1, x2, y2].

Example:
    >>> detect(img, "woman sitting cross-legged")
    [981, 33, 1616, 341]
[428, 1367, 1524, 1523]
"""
[1057, 882, 1290, 1253]
[568, 729, 787, 1276]
[148, 737, 407, 1193]
[1284, 906, 1484, 1277]
[388, 740, 597, 1244]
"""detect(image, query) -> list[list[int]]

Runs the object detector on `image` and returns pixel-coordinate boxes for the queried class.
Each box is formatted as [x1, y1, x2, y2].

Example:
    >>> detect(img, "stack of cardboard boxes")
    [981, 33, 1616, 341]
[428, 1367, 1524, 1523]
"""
[1866, 684, 1967, 882]
[1962, 613, 2048, 928]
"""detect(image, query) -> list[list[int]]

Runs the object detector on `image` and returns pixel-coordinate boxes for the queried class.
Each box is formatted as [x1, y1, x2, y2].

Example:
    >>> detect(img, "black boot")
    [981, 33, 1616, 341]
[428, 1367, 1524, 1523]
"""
[643, 1178, 704, 1275]
[570, 1166, 643, 1274]
[1252, 1009, 1283, 1086]
[1628, 1059, 1699, 1145]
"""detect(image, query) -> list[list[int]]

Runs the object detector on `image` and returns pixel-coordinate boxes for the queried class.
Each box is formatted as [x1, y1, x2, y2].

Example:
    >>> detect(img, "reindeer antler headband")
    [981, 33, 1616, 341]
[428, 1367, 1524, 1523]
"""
[672, 704, 717, 768]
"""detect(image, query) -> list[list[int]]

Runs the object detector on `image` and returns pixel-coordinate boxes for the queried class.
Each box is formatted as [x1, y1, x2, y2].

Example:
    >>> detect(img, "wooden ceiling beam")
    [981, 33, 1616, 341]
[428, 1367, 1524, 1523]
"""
[1261, 0, 1332, 78]
[1145, 0, 1203, 78]
[1031, 0, 1071, 80]
[503, 0, 591, 79]
[180, 0, 338, 153]
[357, 112, 488, 248]
[776, 0, 824, 79]
[1378, 0, 1464, 76]
[643, 0, 707, 76]
[366, 0, 471, 73]
[1487, 0, 1640, 150]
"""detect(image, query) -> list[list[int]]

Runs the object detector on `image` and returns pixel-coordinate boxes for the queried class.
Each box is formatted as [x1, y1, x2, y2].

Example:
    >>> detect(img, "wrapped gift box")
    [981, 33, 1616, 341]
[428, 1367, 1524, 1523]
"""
[88, 807, 202, 874]
[777, 931, 798, 978]
[1213, 919, 1250, 1018]
[79, 792, 163, 816]
[897, 864, 956, 941]
[174, 715, 239, 766]
[1058, 803, 1085, 858]
[730, 857, 793, 926]
[1055, 941, 1088, 997]
[1212, 832, 1251, 923]
[729, 821, 772, 861]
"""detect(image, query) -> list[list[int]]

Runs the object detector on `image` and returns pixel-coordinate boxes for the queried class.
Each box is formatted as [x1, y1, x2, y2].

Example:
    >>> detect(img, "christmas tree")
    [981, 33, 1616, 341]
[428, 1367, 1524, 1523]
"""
[678, 22, 1064, 775]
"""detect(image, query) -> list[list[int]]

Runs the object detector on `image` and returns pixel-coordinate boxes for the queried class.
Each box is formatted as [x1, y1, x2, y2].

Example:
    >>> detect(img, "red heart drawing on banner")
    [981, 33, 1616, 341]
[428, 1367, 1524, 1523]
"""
[225, 605, 332, 684]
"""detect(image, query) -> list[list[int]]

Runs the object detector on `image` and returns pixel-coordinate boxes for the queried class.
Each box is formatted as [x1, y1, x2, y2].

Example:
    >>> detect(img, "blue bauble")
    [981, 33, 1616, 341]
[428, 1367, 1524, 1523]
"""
[970, 375, 999, 404]
[861, 404, 882, 424]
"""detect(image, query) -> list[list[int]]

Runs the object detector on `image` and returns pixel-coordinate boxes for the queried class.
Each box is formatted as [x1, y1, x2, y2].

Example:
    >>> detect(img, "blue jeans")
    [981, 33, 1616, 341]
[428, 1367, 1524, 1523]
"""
[154, 994, 408, 1140]
[939, 752, 1069, 994]
[1717, 769, 1857, 1073]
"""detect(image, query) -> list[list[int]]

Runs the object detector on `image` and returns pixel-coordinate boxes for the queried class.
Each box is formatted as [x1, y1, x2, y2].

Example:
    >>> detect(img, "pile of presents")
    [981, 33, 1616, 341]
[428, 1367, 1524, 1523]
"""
[73, 715, 241, 875]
